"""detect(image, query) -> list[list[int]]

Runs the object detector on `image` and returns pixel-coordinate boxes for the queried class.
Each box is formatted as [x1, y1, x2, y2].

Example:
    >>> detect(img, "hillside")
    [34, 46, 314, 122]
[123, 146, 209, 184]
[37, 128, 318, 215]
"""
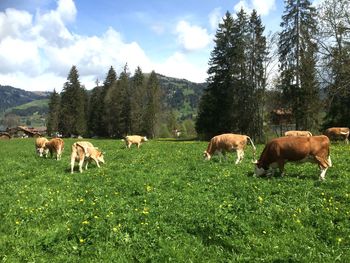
[0, 85, 50, 113]
[156, 74, 206, 120]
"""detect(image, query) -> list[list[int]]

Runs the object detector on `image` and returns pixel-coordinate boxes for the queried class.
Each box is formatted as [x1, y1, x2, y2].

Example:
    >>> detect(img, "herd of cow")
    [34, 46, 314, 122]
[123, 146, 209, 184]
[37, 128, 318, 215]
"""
[35, 127, 349, 180]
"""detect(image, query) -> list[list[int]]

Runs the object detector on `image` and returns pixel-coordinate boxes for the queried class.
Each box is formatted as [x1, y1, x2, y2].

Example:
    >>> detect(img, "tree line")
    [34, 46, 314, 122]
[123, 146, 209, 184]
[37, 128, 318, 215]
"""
[196, 0, 350, 141]
[47, 65, 162, 138]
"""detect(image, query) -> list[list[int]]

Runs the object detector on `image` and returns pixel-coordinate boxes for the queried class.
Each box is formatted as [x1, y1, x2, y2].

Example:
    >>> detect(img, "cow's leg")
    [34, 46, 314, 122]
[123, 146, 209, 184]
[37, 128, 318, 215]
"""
[277, 160, 285, 177]
[319, 167, 328, 180]
[70, 155, 76, 174]
[79, 157, 85, 173]
[235, 150, 242, 164]
[85, 159, 89, 170]
[137, 143, 140, 149]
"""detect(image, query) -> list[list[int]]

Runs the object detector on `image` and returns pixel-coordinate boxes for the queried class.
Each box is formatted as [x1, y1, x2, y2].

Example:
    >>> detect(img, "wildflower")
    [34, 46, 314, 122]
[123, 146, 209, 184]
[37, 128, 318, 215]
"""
[82, 220, 89, 225]
[79, 238, 85, 243]
[15, 220, 20, 225]
[337, 238, 342, 243]
[142, 207, 149, 215]
[146, 185, 152, 192]
[113, 227, 118, 232]
[258, 196, 263, 203]
[262, 230, 267, 234]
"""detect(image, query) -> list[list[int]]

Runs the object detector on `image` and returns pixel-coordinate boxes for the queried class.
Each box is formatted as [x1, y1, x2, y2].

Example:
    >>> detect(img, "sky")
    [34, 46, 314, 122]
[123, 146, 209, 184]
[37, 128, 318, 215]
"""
[0, 0, 304, 92]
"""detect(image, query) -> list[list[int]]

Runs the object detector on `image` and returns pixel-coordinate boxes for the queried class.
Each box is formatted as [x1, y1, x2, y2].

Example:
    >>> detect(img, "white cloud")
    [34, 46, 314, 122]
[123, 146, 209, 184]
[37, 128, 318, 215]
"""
[0, 0, 210, 92]
[208, 7, 222, 30]
[175, 20, 211, 51]
[234, 0, 275, 16]
[154, 52, 207, 83]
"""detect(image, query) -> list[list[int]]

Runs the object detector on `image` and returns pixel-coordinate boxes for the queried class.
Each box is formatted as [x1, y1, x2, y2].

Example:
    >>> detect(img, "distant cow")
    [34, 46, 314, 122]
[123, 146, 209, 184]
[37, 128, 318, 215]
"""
[254, 135, 331, 180]
[324, 127, 349, 144]
[35, 137, 49, 157]
[71, 141, 105, 173]
[284, 130, 312, 137]
[44, 138, 64, 160]
[204, 133, 256, 164]
[124, 135, 148, 149]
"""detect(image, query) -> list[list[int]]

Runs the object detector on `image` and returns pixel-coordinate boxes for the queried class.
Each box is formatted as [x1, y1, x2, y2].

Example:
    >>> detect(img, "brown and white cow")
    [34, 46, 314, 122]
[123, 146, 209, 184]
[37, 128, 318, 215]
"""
[35, 137, 49, 157]
[124, 135, 148, 149]
[284, 130, 312, 137]
[44, 138, 64, 160]
[71, 141, 105, 173]
[324, 127, 349, 144]
[254, 135, 332, 180]
[204, 133, 256, 164]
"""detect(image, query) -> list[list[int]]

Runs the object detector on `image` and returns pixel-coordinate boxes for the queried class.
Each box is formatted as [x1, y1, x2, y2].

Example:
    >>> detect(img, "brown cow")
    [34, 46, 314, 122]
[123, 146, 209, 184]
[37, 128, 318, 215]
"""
[44, 138, 64, 160]
[204, 133, 256, 164]
[284, 130, 312, 137]
[124, 135, 148, 149]
[254, 135, 332, 180]
[324, 127, 349, 144]
[70, 141, 105, 173]
[35, 137, 49, 157]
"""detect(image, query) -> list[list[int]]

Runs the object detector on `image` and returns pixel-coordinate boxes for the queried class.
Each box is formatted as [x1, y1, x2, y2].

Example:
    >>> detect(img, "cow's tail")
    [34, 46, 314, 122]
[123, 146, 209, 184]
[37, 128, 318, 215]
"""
[246, 136, 256, 159]
[308, 131, 313, 136]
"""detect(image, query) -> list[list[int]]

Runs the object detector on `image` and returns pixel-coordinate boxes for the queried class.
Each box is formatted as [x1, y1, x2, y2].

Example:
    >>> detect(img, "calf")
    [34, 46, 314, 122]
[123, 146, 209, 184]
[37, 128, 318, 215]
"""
[71, 141, 105, 173]
[324, 127, 349, 144]
[35, 137, 49, 157]
[204, 133, 256, 164]
[254, 135, 332, 180]
[284, 130, 312, 137]
[44, 138, 64, 160]
[124, 135, 148, 149]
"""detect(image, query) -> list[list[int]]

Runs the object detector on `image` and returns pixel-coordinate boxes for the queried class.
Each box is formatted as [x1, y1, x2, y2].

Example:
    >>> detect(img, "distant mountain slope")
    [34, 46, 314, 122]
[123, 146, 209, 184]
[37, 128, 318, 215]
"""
[156, 74, 206, 119]
[0, 85, 50, 112]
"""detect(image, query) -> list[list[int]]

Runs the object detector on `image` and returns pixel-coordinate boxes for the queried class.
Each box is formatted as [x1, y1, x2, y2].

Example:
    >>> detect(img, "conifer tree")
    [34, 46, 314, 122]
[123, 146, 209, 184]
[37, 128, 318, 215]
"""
[130, 66, 146, 134]
[278, 0, 320, 130]
[119, 64, 131, 135]
[59, 66, 87, 136]
[88, 84, 103, 136]
[143, 71, 161, 138]
[46, 89, 60, 136]
[102, 66, 117, 137]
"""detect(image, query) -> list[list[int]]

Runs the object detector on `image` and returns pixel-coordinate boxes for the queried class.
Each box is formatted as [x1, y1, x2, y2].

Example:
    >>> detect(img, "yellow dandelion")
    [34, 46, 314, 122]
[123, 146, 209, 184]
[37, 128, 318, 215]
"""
[15, 220, 20, 225]
[113, 227, 118, 232]
[146, 185, 152, 192]
[142, 207, 149, 215]
[79, 238, 85, 243]
[258, 196, 263, 203]
[337, 238, 342, 243]
[82, 220, 89, 225]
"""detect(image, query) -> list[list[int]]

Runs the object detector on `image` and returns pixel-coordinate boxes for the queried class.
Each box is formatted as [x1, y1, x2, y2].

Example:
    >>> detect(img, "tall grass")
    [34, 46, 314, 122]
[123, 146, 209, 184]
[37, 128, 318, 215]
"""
[0, 138, 349, 262]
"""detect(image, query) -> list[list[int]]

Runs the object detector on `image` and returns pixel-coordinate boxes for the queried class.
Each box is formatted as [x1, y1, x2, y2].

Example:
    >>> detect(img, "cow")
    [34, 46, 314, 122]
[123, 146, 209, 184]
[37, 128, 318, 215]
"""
[204, 133, 256, 164]
[284, 130, 312, 137]
[43, 138, 64, 160]
[254, 135, 332, 180]
[35, 137, 49, 157]
[324, 127, 349, 144]
[124, 135, 148, 149]
[70, 141, 105, 173]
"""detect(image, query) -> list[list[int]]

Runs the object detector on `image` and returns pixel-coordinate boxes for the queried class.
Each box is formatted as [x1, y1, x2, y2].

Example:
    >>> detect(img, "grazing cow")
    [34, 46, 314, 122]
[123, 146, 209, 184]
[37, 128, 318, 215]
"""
[324, 127, 349, 144]
[124, 135, 148, 149]
[284, 130, 312, 137]
[70, 141, 105, 173]
[44, 138, 64, 160]
[254, 135, 331, 180]
[35, 137, 49, 157]
[204, 133, 256, 164]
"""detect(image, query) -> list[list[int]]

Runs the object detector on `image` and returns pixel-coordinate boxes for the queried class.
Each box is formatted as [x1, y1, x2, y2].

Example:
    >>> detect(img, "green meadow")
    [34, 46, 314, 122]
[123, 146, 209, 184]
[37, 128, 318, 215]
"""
[0, 138, 349, 262]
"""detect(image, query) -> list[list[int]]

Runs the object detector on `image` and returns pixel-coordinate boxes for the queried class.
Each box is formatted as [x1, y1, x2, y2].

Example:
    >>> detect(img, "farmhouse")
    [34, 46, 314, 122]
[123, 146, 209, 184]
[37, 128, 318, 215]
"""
[6, 126, 47, 138]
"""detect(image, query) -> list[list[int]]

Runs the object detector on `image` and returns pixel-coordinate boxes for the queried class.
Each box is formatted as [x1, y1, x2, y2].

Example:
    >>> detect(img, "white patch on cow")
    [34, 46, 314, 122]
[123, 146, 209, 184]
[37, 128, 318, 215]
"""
[327, 156, 332, 167]
[204, 151, 211, 160]
[319, 167, 328, 180]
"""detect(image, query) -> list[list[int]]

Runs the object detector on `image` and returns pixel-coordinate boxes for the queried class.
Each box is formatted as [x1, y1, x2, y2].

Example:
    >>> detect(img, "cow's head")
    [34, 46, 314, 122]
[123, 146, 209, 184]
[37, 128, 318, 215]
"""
[203, 151, 211, 160]
[252, 160, 267, 176]
[97, 151, 105, 164]
[142, 136, 148, 142]
[37, 147, 44, 157]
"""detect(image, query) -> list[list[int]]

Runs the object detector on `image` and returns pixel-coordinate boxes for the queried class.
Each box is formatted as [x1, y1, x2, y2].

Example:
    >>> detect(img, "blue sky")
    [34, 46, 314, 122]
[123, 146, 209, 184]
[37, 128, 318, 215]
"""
[0, 0, 297, 91]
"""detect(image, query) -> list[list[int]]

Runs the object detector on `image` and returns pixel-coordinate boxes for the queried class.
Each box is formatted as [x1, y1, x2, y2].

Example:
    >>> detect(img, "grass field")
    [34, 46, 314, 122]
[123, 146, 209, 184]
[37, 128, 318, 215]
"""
[0, 138, 349, 262]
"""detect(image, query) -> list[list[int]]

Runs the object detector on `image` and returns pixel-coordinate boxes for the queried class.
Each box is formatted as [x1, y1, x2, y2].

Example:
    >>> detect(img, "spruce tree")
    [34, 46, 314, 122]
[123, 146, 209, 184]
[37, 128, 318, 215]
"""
[59, 66, 87, 136]
[130, 66, 146, 134]
[143, 71, 161, 138]
[119, 64, 131, 136]
[46, 89, 60, 136]
[102, 66, 117, 137]
[278, 0, 320, 131]
[196, 11, 235, 139]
